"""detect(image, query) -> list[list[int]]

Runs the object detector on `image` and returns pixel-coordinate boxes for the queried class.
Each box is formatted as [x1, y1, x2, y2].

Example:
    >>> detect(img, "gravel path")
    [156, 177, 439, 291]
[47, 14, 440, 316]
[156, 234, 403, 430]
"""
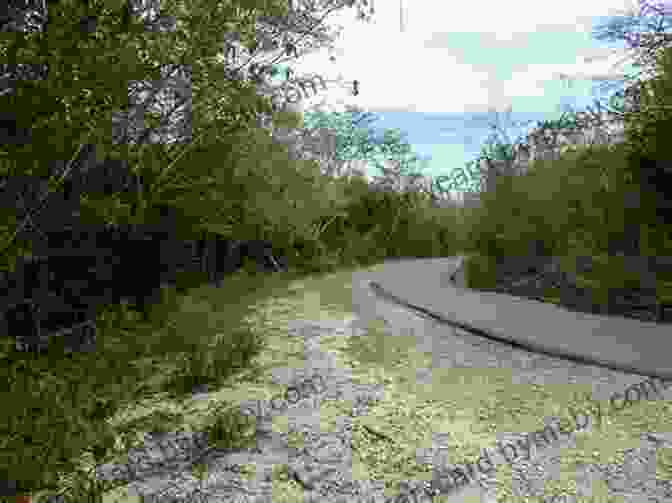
[89, 308, 672, 503]
[93, 318, 391, 502]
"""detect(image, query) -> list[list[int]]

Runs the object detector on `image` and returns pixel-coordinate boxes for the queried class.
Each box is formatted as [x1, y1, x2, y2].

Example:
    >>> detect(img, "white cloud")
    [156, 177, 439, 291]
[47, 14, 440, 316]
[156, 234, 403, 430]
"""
[250, 0, 647, 114]
[502, 48, 636, 101]
[550, 45, 646, 81]
[400, 0, 638, 34]
[289, 8, 497, 113]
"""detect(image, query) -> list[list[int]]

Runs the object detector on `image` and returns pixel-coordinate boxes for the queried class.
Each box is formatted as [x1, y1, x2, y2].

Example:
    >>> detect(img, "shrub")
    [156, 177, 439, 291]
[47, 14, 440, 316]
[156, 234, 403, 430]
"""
[464, 253, 498, 290]
[462, 141, 641, 261]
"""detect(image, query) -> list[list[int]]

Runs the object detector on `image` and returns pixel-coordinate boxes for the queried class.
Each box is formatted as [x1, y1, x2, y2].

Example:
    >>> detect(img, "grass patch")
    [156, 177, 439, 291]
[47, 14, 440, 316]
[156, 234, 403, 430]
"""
[0, 264, 305, 499]
[1, 252, 408, 502]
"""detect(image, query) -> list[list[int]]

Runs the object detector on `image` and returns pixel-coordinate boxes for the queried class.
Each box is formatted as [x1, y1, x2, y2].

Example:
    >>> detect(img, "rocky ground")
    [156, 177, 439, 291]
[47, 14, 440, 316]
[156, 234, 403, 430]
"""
[29, 256, 672, 503]
[477, 254, 672, 325]
[87, 318, 399, 503]
[80, 314, 672, 503]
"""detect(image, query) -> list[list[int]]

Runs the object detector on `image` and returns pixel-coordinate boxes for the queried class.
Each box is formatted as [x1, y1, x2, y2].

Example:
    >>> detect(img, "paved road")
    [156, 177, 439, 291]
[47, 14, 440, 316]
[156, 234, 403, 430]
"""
[350, 256, 672, 381]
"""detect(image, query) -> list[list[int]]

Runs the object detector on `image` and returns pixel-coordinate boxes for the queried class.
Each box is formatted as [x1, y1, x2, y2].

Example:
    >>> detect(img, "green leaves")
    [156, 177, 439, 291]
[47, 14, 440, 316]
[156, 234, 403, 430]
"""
[301, 107, 435, 198]
[302, 107, 383, 164]
[435, 108, 587, 196]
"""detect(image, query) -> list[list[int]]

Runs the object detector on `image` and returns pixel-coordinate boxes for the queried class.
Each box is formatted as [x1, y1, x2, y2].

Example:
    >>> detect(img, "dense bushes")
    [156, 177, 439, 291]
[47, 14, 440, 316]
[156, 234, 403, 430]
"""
[461, 140, 646, 260]
[458, 78, 672, 307]
[0, 155, 465, 359]
[456, 47, 672, 266]
[0, 2, 472, 499]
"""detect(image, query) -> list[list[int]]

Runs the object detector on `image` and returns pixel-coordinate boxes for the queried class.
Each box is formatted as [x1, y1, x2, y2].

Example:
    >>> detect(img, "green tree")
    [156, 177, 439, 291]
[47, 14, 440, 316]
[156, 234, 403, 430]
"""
[619, 45, 672, 237]
[553, 0, 672, 140]
[433, 107, 585, 196]
[0, 0, 384, 495]
[0, 0, 377, 272]
[366, 127, 430, 192]
[433, 106, 535, 194]
[301, 104, 436, 195]
[301, 104, 388, 178]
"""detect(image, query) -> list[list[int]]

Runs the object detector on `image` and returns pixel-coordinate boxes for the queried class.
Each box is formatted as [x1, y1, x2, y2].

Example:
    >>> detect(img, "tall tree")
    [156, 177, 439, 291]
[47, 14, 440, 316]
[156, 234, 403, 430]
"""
[194, 0, 373, 134]
[0, 0, 380, 493]
[592, 0, 672, 84]
[432, 106, 538, 194]
[432, 106, 590, 197]
[618, 45, 672, 233]
[300, 104, 385, 178]
[0, 0, 190, 269]
[367, 127, 430, 192]
[571, 0, 672, 246]
[0, 0, 377, 271]
[300, 103, 439, 199]
[0, 0, 375, 152]
[552, 0, 672, 137]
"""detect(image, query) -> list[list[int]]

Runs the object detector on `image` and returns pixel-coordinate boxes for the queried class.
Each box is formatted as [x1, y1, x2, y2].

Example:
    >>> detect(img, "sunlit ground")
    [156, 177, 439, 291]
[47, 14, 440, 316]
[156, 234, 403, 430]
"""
[37, 258, 672, 503]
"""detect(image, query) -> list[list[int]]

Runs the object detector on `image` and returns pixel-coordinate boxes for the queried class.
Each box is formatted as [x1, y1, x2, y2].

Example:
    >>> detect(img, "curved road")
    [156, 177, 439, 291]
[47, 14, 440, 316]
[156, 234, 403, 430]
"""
[350, 256, 672, 381]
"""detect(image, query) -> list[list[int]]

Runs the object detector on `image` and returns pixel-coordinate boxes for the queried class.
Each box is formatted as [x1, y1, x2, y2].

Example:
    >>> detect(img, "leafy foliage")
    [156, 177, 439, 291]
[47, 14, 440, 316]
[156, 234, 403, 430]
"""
[433, 108, 586, 195]
[464, 139, 637, 257]
[619, 45, 672, 228]
[621, 46, 672, 156]
[0, 2, 514, 501]
[301, 105, 436, 200]
[302, 105, 385, 172]
[0, 0, 369, 496]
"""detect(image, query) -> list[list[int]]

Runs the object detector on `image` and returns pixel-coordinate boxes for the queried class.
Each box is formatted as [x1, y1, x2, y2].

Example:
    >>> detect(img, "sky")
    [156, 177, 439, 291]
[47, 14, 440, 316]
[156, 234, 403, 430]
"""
[255, 0, 670, 196]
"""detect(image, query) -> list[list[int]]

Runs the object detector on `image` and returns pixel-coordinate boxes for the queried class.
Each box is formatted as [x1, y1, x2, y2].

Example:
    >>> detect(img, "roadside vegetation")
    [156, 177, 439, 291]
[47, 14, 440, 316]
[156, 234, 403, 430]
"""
[2, 146, 472, 501]
[460, 139, 672, 316]
[457, 46, 672, 317]
[2, 159, 468, 502]
[3, 0, 672, 501]
[0, 2, 469, 501]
